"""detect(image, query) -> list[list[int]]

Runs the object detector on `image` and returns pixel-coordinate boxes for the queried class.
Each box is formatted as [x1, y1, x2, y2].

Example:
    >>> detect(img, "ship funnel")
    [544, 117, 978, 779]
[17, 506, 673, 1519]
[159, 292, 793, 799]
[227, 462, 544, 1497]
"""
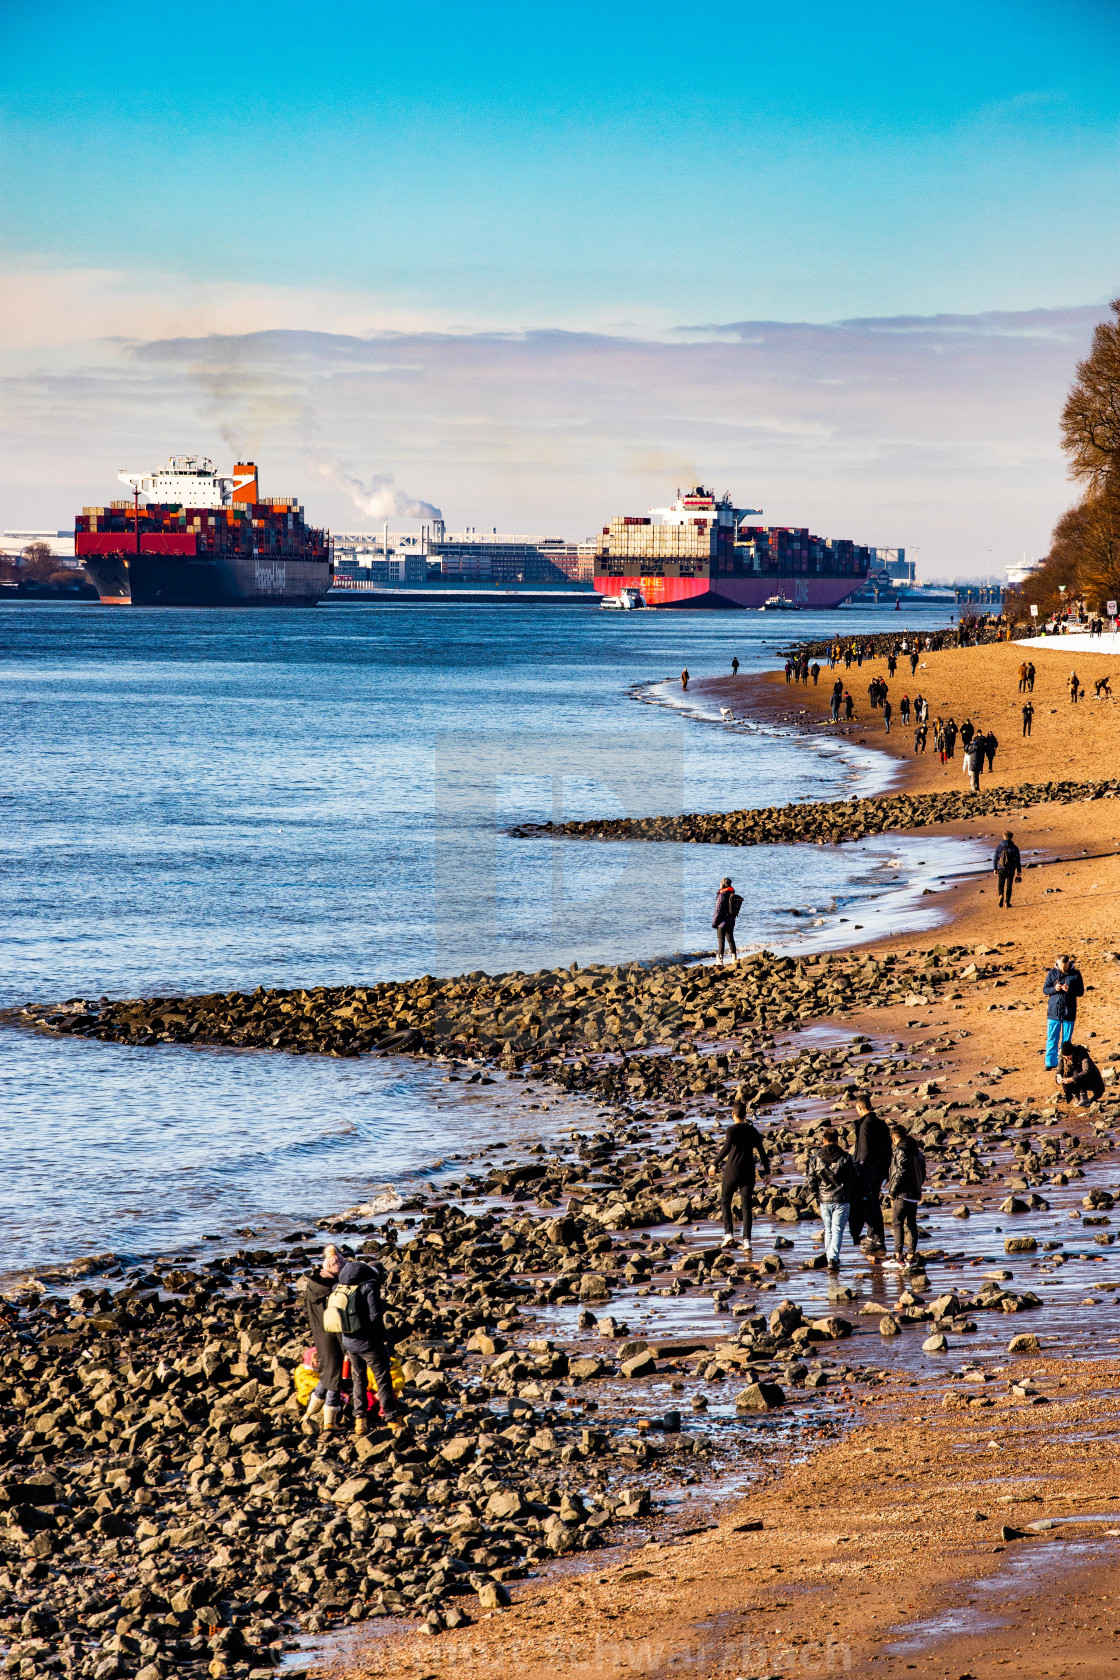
[232, 463, 258, 505]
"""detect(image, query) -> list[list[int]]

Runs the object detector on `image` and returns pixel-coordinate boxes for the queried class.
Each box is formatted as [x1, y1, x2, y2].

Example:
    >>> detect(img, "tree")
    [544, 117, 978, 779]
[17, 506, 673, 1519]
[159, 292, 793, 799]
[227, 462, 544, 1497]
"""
[20, 541, 56, 581]
[1061, 297, 1120, 491]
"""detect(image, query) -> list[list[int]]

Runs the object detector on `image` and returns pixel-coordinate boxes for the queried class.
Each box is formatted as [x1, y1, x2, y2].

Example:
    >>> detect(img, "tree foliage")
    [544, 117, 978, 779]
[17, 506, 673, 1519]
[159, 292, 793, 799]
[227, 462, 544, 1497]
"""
[1061, 298, 1120, 490]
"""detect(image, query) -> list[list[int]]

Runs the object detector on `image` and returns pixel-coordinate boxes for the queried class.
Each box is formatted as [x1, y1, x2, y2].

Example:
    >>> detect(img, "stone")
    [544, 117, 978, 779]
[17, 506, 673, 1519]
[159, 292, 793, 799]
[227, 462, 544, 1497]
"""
[735, 1381, 785, 1412]
[579, 1274, 611, 1301]
[440, 1436, 476, 1464]
[331, 1476, 374, 1506]
[922, 1333, 949, 1353]
[467, 1330, 502, 1356]
[485, 1488, 525, 1519]
[1008, 1334, 1041, 1355]
[568, 1356, 607, 1380]
[1004, 1237, 1037, 1254]
[879, 1315, 901, 1337]
[620, 1349, 657, 1379]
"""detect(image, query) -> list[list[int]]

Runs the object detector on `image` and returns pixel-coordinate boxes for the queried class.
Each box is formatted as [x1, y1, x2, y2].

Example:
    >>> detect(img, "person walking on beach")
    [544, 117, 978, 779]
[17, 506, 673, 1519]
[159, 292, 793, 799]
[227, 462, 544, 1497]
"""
[302, 1245, 346, 1432]
[944, 717, 958, 758]
[1022, 700, 1034, 737]
[805, 1126, 858, 1275]
[900, 694, 910, 725]
[964, 733, 984, 792]
[983, 728, 998, 773]
[843, 691, 854, 720]
[712, 877, 741, 964]
[960, 718, 975, 751]
[830, 679, 842, 722]
[886, 1123, 925, 1270]
[1026, 661, 1036, 691]
[914, 723, 927, 754]
[848, 1093, 890, 1255]
[681, 668, 690, 691]
[909, 649, 919, 676]
[731, 657, 740, 675]
[1018, 660, 1028, 693]
[334, 1254, 402, 1434]
[810, 661, 820, 686]
[887, 650, 897, 677]
[993, 830, 1022, 907]
[882, 697, 892, 734]
[1068, 670, 1080, 704]
[935, 719, 946, 764]
[715, 1101, 771, 1251]
[1044, 953, 1084, 1070]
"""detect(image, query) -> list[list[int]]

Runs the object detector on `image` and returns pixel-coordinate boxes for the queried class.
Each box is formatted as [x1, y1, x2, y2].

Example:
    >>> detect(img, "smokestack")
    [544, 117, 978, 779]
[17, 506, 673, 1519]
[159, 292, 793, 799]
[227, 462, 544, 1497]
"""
[383, 521, 389, 559]
[232, 463, 258, 505]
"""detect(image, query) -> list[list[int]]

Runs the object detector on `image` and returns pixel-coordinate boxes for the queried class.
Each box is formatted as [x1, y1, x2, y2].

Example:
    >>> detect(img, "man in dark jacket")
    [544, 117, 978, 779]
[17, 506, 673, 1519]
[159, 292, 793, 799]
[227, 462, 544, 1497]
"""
[848, 1094, 891, 1253]
[887, 1124, 926, 1269]
[1043, 954, 1084, 1069]
[983, 730, 998, 772]
[337, 1257, 401, 1434]
[715, 1101, 771, 1250]
[993, 831, 1022, 908]
[805, 1127, 858, 1274]
[1056, 1043, 1105, 1106]
[303, 1245, 345, 1431]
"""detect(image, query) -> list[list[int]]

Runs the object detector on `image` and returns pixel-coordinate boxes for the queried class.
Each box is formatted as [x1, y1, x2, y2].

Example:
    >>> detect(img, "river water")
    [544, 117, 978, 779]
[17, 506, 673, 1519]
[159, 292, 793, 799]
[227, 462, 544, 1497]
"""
[0, 599, 974, 1274]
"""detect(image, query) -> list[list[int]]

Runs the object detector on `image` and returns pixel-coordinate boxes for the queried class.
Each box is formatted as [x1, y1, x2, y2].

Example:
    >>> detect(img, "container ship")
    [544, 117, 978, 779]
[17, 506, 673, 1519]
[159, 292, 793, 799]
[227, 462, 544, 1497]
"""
[594, 485, 873, 609]
[75, 457, 332, 606]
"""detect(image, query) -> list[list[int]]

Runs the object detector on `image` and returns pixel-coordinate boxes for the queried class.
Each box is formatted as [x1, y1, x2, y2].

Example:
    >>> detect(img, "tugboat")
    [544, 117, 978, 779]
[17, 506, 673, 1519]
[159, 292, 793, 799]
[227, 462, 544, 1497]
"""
[760, 593, 799, 611]
[600, 586, 644, 611]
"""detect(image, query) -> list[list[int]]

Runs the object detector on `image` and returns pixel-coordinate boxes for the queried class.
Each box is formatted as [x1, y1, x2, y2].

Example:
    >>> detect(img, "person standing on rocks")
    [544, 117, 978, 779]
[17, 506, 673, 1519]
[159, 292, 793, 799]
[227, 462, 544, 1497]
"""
[1044, 953, 1084, 1070]
[715, 1101, 771, 1251]
[805, 1126, 858, 1275]
[302, 1245, 345, 1432]
[334, 1254, 402, 1434]
[848, 1093, 890, 1255]
[1022, 700, 1034, 737]
[993, 830, 1022, 907]
[712, 877, 741, 964]
[886, 1123, 925, 1270]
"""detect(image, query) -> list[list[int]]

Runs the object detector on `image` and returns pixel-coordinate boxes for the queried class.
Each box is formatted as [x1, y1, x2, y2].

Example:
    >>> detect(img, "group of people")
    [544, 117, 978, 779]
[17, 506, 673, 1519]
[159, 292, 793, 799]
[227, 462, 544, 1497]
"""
[784, 655, 821, 685]
[302, 1243, 402, 1435]
[716, 1094, 927, 1273]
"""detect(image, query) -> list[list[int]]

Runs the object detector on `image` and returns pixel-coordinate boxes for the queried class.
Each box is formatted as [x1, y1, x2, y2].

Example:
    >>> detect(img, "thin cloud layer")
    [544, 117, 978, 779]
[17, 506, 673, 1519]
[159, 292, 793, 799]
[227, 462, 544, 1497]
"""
[0, 301, 1102, 571]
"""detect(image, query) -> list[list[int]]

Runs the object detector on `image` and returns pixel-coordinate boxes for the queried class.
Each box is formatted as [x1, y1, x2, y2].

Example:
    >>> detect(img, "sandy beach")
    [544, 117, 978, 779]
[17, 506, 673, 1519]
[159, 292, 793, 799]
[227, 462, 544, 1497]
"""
[331, 637, 1120, 1680]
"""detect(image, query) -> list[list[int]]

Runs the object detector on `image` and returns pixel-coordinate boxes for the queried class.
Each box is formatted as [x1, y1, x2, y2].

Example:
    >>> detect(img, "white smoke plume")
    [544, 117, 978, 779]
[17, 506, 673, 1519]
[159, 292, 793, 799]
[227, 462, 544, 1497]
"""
[306, 457, 442, 522]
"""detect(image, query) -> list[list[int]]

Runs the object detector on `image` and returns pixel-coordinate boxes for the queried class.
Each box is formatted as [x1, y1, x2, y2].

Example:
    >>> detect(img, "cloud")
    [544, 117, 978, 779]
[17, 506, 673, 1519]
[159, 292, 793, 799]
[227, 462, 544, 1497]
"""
[0, 273, 1104, 570]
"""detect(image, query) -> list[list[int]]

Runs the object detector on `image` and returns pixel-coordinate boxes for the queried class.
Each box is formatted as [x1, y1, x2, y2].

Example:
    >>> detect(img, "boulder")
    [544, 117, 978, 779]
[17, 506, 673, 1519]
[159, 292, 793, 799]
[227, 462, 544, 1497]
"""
[620, 1349, 657, 1379]
[1004, 1237, 1037, 1254]
[735, 1381, 785, 1412]
[1008, 1334, 1041, 1355]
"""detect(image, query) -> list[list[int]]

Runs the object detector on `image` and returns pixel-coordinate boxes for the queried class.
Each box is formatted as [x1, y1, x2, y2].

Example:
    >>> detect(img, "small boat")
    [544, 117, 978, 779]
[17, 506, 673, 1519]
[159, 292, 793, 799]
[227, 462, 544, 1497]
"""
[601, 587, 645, 610]
[760, 593, 798, 611]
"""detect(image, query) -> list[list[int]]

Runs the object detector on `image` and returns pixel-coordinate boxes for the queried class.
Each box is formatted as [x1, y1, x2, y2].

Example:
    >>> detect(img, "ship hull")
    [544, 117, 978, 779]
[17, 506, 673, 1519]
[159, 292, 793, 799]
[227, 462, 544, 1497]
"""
[80, 550, 330, 607]
[594, 574, 862, 610]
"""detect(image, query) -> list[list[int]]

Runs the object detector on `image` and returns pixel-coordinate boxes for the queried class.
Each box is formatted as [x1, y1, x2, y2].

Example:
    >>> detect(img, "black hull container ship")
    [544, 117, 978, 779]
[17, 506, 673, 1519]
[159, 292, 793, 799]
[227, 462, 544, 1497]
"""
[75, 456, 332, 606]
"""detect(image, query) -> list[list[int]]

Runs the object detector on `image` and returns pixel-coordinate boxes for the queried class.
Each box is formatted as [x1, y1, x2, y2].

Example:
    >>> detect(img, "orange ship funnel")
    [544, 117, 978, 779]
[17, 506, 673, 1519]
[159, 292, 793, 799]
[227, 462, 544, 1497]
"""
[232, 462, 258, 504]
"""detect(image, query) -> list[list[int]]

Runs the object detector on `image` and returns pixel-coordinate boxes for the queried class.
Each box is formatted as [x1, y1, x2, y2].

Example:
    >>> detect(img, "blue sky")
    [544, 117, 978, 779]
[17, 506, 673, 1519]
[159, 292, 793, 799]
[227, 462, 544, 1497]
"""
[1, 0, 1119, 565]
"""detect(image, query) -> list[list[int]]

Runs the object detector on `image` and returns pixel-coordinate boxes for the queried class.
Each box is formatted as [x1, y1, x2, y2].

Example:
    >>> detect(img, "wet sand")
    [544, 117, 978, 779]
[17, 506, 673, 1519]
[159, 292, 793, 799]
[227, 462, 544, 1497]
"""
[337, 639, 1120, 1680]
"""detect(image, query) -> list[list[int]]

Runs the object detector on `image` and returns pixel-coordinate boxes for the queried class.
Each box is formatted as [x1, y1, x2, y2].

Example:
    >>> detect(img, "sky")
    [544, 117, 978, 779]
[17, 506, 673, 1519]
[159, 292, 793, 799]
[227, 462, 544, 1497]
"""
[2, 0, 1119, 572]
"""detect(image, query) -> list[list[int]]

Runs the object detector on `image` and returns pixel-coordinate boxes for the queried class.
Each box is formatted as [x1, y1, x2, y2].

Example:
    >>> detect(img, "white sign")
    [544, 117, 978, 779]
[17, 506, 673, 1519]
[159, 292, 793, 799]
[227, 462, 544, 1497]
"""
[1030, 604, 1038, 617]
[1108, 600, 1117, 617]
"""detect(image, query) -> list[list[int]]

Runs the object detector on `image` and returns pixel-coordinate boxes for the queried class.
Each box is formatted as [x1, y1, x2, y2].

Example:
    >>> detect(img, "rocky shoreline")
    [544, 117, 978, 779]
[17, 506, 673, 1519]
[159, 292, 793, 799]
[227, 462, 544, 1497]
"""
[6, 933, 1120, 1678]
[507, 776, 1120, 848]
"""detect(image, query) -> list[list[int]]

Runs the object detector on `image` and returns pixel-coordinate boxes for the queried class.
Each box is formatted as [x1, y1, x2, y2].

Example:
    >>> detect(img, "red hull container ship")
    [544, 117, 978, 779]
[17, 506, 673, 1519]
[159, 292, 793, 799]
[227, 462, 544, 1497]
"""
[594, 485, 873, 609]
[75, 456, 332, 606]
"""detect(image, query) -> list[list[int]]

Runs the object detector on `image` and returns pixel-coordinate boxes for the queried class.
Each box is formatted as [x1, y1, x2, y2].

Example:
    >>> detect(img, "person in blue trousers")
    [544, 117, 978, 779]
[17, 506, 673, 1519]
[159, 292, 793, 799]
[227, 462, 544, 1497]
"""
[1043, 953, 1084, 1069]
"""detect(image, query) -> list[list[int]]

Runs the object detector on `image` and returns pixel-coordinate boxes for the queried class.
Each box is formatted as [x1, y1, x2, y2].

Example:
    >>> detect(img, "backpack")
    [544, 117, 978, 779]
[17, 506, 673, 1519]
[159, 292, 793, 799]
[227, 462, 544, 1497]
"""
[323, 1283, 362, 1337]
[729, 893, 744, 919]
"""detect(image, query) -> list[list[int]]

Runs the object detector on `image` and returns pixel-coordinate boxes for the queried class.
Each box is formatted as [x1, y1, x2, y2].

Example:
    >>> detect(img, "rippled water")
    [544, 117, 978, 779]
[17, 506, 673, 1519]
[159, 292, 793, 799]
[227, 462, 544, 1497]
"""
[0, 600, 964, 1272]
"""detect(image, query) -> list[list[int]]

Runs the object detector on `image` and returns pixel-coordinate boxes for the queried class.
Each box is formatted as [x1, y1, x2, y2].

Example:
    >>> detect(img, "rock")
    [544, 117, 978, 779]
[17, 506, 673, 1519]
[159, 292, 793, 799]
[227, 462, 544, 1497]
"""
[579, 1274, 611, 1301]
[1000, 1196, 1029, 1215]
[621, 1349, 657, 1378]
[440, 1436, 476, 1464]
[476, 1579, 511, 1608]
[467, 1331, 503, 1356]
[809, 1316, 852, 1339]
[951, 1204, 971, 1218]
[879, 1315, 901, 1337]
[568, 1355, 607, 1380]
[1004, 1237, 1037, 1254]
[331, 1476, 374, 1506]
[1008, 1334, 1041, 1355]
[485, 1488, 525, 1519]
[922, 1333, 949, 1352]
[768, 1299, 803, 1337]
[735, 1381, 785, 1412]
[1000, 1524, 1027, 1541]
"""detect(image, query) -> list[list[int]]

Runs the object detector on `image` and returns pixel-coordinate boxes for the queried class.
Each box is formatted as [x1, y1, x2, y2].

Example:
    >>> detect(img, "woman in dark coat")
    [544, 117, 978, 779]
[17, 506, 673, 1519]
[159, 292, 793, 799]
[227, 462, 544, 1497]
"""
[713, 877, 739, 964]
[303, 1245, 345, 1431]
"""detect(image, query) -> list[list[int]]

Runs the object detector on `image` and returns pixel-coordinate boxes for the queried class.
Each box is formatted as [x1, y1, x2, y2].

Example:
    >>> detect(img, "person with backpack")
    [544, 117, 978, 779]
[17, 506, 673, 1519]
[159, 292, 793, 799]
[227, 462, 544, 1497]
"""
[712, 877, 741, 964]
[714, 1101, 771, 1251]
[805, 1126, 858, 1275]
[887, 1123, 925, 1269]
[847, 1094, 891, 1254]
[327, 1254, 402, 1434]
[302, 1244, 345, 1432]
